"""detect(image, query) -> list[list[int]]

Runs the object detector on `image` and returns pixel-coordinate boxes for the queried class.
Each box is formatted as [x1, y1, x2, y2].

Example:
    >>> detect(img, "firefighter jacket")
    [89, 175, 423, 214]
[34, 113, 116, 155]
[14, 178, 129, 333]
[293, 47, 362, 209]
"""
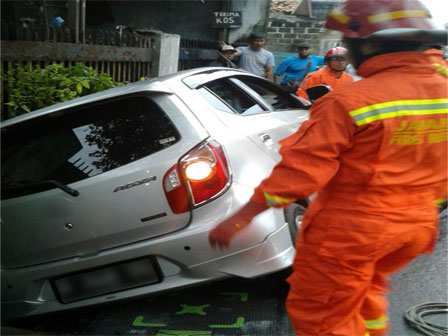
[424, 48, 448, 68]
[251, 51, 447, 212]
[296, 66, 354, 100]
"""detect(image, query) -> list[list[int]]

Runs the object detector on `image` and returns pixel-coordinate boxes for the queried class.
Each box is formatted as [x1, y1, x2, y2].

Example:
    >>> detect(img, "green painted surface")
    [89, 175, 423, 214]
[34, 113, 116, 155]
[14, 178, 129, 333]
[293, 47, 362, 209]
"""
[209, 316, 245, 328]
[175, 304, 211, 316]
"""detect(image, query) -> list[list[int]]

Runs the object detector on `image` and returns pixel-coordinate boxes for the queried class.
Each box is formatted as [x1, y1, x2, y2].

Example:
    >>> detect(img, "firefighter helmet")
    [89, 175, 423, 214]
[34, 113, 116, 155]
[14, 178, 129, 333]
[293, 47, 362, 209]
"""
[325, 0, 446, 43]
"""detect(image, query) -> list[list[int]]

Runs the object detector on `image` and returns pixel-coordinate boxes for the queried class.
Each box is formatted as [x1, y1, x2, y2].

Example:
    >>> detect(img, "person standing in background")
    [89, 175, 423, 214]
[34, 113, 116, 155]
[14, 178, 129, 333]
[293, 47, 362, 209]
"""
[296, 47, 354, 101]
[274, 42, 325, 93]
[236, 32, 275, 80]
[208, 44, 239, 68]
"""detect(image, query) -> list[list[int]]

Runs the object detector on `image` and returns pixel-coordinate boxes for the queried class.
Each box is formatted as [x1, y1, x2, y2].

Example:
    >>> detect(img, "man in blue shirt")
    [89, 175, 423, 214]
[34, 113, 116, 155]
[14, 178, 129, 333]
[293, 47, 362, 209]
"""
[274, 42, 325, 92]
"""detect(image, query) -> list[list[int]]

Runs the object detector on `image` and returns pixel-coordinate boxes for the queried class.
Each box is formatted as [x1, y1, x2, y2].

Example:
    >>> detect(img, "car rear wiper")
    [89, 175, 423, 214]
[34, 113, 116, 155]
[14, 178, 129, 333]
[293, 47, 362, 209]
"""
[2, 180, 79, 197]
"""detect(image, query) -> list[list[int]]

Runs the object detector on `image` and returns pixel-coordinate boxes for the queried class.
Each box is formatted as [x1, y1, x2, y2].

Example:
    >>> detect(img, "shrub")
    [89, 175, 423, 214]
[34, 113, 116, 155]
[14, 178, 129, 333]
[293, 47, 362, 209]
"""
[3, 62, 122, 120]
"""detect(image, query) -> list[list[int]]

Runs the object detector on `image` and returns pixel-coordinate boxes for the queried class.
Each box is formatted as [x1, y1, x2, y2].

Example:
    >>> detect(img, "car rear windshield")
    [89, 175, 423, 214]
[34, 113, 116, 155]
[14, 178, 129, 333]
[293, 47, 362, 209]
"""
[1, 95, 180, 199]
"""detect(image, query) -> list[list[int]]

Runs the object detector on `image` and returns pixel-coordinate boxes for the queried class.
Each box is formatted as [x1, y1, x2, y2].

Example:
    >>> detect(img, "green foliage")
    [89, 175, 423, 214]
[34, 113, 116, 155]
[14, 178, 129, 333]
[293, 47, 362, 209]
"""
[3, 62, 122, 119]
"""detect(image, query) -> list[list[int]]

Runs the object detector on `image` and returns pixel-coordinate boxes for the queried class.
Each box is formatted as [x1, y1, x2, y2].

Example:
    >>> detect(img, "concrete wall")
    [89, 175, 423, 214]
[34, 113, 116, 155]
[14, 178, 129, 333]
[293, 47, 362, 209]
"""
[266, 0, 342, 56]
[87, 1, 223, 40]
[266, 11, 341, 56]
[151, 32, 181, 77]
[229, 0, 271, 43]
[86, 0, 270, 44]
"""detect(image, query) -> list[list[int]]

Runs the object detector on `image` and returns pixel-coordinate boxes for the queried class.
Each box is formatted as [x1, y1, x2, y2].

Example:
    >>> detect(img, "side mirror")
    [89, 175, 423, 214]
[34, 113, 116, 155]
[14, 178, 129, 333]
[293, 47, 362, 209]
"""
[306, 85, 331, 103]
[291, 94, 312, 107]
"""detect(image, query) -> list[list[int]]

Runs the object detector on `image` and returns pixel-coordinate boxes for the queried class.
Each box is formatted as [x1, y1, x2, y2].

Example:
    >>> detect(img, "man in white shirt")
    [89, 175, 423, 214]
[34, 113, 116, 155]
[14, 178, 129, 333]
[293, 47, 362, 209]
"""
[236, 32, 275, 80]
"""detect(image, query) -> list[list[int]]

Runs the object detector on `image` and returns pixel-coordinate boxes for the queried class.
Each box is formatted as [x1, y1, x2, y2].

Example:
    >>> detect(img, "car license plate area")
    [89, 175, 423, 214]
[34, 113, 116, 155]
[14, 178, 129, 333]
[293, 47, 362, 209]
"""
[52, 257, 161, 304]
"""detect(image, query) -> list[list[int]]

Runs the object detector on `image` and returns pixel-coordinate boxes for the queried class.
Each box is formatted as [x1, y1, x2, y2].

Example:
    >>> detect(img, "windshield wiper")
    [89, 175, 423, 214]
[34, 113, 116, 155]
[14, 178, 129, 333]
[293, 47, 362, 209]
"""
[2, 180, 79, 197]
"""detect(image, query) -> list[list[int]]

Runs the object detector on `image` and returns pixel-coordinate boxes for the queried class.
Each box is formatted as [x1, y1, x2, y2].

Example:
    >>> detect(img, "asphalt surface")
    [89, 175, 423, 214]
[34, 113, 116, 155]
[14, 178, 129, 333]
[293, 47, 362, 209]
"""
[2, 210, 447, 336]
[388, 208, 448, 336]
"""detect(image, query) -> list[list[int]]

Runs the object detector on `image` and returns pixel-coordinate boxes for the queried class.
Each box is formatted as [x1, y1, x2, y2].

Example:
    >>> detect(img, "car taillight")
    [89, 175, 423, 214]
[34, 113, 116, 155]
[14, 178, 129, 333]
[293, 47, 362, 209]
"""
[163, 140, 230, 214]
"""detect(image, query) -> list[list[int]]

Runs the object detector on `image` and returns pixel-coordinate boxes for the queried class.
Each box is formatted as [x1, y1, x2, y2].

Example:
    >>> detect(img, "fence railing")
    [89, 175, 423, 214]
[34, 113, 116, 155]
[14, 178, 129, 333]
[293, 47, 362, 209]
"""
[1, 22, 248, 118]
[1, 24, 153, 82]
[1, 24, 156, 118]
[1, 23, 153, 47]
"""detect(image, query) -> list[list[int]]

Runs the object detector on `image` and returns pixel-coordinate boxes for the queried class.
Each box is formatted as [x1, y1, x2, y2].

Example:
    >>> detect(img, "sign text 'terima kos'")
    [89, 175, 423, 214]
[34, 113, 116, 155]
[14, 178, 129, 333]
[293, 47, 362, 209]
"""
[212, 11, 242, 28]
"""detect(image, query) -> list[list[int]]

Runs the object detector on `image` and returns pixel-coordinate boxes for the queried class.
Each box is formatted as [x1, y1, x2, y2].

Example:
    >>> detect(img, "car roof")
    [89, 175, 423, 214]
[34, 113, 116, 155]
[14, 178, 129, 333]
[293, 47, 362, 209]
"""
[1, 67, 256, 128]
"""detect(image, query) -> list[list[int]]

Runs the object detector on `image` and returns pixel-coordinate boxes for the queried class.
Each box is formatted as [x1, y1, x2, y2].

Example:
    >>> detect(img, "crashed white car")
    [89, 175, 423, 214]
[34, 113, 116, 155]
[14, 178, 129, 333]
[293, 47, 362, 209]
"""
[1, 67, 309, 319]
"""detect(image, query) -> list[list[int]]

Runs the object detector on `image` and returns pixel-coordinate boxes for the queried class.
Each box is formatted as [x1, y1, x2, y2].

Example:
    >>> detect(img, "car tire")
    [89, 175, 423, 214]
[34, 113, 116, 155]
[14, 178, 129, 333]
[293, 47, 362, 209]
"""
[284, 202, 307, 245]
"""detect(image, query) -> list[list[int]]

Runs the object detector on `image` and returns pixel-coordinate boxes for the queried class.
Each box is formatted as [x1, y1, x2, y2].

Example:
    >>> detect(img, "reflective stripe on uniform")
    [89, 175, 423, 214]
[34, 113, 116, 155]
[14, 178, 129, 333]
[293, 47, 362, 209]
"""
[365, 315, 389, 330]
[434, 198, 447, 208]
[432, 63, 448, 77]
[328, 8, 350, 24]
[367, 10, 430, 23]
[263, 191, 295, 207]
[349, 99, 448, 126]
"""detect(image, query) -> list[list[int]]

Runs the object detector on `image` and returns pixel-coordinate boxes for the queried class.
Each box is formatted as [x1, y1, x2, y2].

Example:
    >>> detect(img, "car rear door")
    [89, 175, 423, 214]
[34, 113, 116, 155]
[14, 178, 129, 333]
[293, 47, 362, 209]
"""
[196, 75, 309, 161]
[1, 92, 208, 268]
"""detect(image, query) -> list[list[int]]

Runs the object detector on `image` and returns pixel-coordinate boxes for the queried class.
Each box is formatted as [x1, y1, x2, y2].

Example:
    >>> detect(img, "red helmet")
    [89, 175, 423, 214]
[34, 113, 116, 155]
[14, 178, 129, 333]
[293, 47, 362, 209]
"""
[325, 0, 445, 42]
[325, 47, 348, 60]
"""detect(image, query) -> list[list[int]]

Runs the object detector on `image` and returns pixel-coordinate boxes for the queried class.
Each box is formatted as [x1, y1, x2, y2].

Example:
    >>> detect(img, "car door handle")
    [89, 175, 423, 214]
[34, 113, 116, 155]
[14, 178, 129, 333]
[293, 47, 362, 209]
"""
[259, 133, 271, 142]
[259, 133, 273, 145]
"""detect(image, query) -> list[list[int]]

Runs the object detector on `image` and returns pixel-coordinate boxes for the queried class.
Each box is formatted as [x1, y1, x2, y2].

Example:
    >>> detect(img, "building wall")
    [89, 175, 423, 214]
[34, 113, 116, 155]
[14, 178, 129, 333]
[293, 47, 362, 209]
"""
[229, 0, 271, 43]
[88, 0, 270, 44]
[266, 1, 342, 56]
[87, 1, 223, 40]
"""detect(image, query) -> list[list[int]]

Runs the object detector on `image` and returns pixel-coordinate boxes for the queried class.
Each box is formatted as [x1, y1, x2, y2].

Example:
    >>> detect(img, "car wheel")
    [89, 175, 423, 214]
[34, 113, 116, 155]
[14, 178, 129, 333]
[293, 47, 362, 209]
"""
[284, 202, 307, 245]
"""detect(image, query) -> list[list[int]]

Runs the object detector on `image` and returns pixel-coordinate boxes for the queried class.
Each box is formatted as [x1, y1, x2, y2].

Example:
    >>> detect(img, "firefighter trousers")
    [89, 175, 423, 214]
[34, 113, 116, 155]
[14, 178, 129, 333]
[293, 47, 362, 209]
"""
[286, 207, 437, 336]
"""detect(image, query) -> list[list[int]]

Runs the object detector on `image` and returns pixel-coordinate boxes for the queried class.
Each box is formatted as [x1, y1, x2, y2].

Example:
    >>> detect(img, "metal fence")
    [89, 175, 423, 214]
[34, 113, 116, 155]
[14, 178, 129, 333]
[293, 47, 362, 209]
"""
[1, 23, 154, 118]
[1, 22, 248, 118]
[1, 22, 153, 82]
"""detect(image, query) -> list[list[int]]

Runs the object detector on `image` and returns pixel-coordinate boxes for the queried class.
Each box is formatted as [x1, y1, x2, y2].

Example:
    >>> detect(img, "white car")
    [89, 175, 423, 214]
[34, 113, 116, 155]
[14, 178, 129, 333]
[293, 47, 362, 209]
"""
[1, 67, 309, 319]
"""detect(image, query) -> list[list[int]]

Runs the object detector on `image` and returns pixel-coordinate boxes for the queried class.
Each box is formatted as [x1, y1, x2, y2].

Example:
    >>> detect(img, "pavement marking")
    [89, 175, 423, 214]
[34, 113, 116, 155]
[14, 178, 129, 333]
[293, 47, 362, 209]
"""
[175, 304, 210, 316]
[209, 316, 245, 328]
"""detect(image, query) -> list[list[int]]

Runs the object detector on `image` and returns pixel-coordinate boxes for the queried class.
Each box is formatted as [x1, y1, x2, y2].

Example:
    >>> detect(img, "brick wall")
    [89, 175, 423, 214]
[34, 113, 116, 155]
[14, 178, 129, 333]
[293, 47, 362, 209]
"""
[266, 4, 342, 56]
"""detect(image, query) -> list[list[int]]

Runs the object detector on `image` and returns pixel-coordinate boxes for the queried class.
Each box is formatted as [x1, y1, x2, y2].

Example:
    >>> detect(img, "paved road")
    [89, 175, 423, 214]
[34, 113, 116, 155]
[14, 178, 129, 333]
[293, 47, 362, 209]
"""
[3, 211, 446, 336]
[388, 208, 447, 336]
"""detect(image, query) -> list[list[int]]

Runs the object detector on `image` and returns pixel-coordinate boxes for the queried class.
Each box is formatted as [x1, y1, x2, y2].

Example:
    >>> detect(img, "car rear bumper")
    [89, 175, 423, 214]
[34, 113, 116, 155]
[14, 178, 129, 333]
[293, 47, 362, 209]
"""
[1, 221, 294, 320]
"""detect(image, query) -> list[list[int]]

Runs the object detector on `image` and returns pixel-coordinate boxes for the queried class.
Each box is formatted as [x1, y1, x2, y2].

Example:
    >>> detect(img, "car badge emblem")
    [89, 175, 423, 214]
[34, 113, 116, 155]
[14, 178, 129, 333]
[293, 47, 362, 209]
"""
[113, 176, 157, 192]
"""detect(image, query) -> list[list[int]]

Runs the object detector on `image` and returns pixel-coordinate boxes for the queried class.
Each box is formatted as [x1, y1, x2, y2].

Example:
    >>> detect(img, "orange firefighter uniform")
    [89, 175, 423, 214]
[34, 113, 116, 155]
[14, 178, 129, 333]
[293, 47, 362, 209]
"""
[296, 66, 354, 100]
[424, 48, 448, 68]
[250, 51, 448, 336]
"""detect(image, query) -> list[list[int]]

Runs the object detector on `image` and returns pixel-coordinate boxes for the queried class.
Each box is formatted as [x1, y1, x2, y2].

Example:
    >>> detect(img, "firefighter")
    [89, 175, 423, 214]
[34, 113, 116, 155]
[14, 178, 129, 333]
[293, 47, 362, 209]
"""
[296, 47, 354, 101]
[423, 46, 448, 67]
[208, 0, 448, 335]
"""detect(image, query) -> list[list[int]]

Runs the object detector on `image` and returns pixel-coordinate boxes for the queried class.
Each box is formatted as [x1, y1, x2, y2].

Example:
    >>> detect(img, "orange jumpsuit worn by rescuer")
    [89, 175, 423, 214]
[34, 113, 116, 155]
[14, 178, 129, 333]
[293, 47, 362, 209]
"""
[296, 66, 354, 100]
[296, 47, 354, 101]
[208, 0, 448, 335]
[252, 50, 447, 336]
[423, 48, 448, 68]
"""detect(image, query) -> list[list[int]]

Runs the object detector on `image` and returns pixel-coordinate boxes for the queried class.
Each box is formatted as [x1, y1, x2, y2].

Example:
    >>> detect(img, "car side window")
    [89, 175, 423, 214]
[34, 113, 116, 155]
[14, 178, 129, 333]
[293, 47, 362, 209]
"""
[202, 79, 265, 115]
[196, 87, 235, 114]
[1, 95, 180, 199]
[235, 76, 305, 111]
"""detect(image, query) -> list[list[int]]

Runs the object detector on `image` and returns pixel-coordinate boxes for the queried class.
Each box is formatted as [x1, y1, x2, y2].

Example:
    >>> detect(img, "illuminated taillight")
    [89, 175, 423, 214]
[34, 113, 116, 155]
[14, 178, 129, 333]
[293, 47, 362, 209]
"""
[163, 140, 230, 214]
[185, 161, 213, 181]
